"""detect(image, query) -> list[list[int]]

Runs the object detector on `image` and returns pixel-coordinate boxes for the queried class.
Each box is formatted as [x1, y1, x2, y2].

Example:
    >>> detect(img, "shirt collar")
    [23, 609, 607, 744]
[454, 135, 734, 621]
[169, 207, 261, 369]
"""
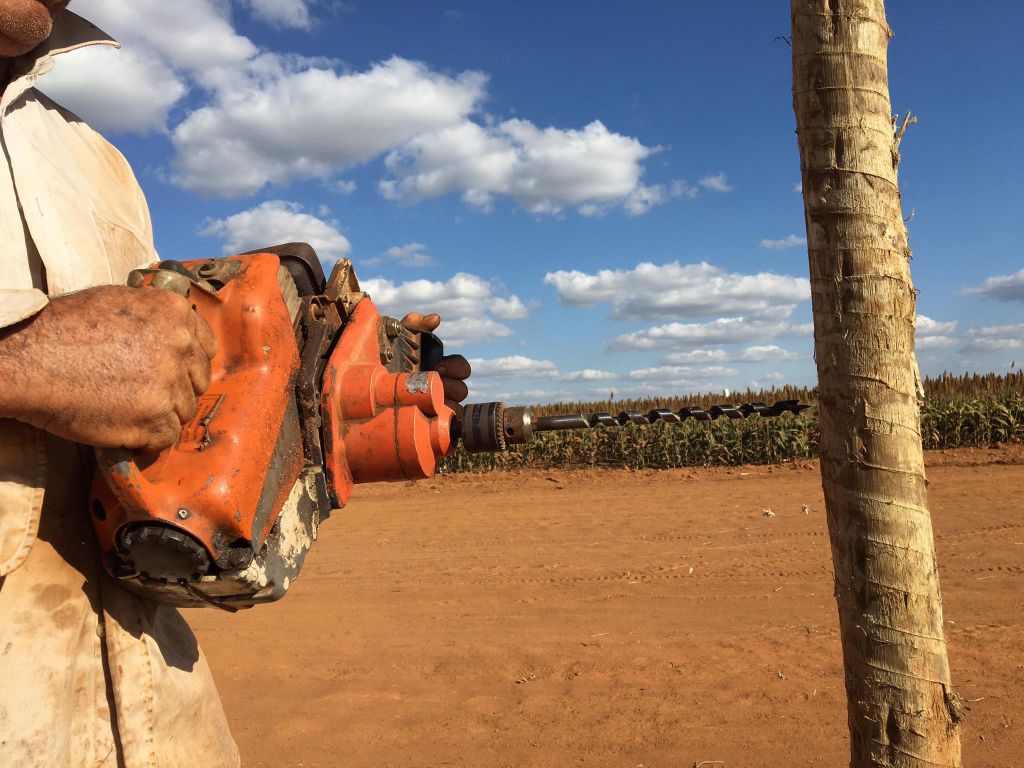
[28, 9, 119, 65]
[2, 10, 118, 110]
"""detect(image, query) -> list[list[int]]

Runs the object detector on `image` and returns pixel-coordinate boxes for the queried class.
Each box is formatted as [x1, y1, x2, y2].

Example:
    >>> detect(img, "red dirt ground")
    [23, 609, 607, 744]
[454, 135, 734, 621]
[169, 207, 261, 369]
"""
[190, 447, 1024, 767]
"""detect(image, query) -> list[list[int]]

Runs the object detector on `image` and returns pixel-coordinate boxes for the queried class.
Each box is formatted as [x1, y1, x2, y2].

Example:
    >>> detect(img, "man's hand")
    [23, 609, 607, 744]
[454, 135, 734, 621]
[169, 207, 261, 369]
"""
[0, 285, 216, 453]
[400, 312, 471, 415]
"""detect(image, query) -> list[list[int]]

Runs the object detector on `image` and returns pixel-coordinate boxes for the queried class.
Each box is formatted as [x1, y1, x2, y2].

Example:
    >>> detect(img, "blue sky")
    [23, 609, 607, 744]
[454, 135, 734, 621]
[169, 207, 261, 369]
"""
[43, 1, 1023, 403]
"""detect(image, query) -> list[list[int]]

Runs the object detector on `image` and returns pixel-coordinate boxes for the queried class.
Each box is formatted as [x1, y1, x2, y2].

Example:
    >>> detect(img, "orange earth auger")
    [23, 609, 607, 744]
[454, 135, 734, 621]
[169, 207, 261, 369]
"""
[90, 244, 807, 611]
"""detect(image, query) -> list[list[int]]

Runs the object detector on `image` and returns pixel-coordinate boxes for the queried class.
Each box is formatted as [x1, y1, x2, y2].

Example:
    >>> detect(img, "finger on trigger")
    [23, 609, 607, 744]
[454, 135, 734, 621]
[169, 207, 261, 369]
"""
[437, 354, 471, 380]
[401, 311, 441, 333]
[442, 377, 468, 404]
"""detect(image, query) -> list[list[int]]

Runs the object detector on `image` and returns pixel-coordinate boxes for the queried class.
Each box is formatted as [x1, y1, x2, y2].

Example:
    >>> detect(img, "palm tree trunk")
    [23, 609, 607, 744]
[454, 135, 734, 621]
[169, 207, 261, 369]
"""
[790, 1, 963, 765]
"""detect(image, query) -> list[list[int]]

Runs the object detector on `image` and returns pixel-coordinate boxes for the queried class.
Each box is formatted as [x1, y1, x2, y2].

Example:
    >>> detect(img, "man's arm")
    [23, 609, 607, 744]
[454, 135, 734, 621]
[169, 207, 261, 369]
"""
[0, 285, 215, 452]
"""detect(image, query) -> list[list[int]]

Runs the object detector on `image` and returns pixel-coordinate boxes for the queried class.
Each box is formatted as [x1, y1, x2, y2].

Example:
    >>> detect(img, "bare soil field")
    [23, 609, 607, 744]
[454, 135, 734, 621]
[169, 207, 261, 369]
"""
[191, 447, 1024, 767]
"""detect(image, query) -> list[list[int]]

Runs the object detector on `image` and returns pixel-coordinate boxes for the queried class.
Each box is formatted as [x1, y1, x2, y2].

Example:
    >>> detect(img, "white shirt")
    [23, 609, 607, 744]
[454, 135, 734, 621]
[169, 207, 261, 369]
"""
[0, 12, 238, 767]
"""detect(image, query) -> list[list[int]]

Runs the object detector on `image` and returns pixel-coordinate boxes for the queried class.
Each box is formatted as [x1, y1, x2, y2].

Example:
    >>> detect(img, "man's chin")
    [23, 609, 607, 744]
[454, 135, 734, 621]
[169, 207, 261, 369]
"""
[0, 0, 57, 58]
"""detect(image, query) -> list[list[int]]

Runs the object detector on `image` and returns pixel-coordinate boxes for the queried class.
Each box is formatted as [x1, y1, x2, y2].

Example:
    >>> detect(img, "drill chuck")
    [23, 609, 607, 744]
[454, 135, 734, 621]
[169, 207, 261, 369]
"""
[458, 402, 536, 453]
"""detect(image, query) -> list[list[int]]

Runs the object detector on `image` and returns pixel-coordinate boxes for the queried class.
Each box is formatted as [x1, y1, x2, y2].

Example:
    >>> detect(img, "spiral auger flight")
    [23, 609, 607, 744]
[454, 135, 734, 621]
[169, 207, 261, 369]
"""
[458, 400, 811, 453]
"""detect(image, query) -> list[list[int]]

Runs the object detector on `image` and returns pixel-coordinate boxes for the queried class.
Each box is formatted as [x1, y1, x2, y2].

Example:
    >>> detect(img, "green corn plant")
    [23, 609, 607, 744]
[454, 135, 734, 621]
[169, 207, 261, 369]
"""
[440, 373, 1022, 473]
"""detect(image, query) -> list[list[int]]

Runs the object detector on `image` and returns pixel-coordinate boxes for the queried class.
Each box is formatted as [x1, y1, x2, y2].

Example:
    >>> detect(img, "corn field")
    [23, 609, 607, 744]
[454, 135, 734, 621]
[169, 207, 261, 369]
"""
[441, 371, 1024, 473]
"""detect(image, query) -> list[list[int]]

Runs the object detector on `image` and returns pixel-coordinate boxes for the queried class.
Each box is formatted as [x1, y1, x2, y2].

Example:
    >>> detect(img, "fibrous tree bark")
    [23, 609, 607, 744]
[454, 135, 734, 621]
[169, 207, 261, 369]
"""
[790, 1, 963, 766]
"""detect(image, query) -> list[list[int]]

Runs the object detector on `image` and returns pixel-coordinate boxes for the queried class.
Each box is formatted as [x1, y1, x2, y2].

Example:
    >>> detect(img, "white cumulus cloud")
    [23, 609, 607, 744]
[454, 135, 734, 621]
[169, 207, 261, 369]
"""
[359, 273, 528, 346]
[40, 0, 258, 134]
[736, 344, 802, 362]
[962, 323, 1024, 352]
[380, 119, 666, 216]
[172, 57, 488, 197]
[329, 179, 357, 195]
[760, 234, 807, 250]
[468, 356, 559, 378]
[968, 323, 1024, 337]
[917, 336, 957, 350]
[42, 1, 677, 217]
[243, 0, 314, 30]
[916, 315, 958, 336]
[467, 358, 618, 383]
[963, 268, 1024, 303]
[484, 388, 577, 404]
[42, 45, 187, 134]
[561, 369, 617, 381]
[433, 317, 516, 347]
[198, 200, 351, 260]
[913, 315, 1015, 358]
[964, 337, 1024, 351]
[364, 242, 436, 269]
[661, 345, 801, 364]
[491, 296, 530, 320]
[628, 365, 739, 381]
[659, 349, 730, 364]
[609, 313, 812, 352]
[699, 172, 732, 193]
[73, 0, 259, 71]
[545, 261, 809, 322]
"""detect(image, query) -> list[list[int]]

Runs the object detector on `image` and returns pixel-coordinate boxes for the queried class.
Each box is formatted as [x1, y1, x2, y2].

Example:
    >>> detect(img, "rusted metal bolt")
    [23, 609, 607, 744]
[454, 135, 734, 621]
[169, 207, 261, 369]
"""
[177, 508, 190, 520]
[384, 317, 403, 338]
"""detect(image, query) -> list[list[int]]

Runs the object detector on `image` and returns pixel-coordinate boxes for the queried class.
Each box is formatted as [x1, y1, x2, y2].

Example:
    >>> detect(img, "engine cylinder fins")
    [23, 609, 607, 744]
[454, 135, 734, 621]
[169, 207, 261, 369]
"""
[117, 524, 212, 583]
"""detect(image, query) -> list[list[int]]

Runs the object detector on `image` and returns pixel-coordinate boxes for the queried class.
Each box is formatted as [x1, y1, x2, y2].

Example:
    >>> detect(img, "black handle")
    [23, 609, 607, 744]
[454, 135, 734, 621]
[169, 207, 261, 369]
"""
[419, 332, 445, 372]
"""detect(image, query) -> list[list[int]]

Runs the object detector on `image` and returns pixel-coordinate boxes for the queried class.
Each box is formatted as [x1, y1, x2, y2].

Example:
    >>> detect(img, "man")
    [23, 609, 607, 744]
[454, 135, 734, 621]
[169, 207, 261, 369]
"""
[0, 3, 470, 765]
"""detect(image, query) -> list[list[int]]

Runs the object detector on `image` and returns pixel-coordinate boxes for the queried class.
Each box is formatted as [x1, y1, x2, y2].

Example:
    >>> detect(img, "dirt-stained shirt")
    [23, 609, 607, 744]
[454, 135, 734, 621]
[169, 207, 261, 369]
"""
[0, 12, 239, 767]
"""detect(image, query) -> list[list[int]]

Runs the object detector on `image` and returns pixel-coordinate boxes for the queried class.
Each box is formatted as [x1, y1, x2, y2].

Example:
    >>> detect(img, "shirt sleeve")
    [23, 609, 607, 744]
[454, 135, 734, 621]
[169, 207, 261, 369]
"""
[0, 288, 48, 329]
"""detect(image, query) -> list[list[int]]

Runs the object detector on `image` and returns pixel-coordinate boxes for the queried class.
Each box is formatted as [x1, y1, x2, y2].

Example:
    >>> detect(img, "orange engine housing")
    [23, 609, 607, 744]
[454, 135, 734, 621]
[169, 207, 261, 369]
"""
[90, 246, 454, 610]
[321, 298, 452, 504]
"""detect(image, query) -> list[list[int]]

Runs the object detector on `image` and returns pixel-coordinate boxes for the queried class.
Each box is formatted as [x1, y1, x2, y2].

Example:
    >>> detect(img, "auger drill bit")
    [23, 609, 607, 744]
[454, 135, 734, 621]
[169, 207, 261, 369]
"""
[455, 400, 811, 453]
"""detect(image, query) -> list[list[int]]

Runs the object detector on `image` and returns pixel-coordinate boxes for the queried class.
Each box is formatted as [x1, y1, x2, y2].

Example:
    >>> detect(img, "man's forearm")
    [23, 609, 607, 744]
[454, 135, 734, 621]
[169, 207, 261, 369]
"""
[0, 315, 47, 422]
[0, 285, 215, 451]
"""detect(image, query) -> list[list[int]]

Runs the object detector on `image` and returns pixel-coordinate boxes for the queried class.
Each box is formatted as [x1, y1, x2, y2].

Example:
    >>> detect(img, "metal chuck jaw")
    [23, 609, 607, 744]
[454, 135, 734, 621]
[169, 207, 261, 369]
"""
[457, 403, 535, 453]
